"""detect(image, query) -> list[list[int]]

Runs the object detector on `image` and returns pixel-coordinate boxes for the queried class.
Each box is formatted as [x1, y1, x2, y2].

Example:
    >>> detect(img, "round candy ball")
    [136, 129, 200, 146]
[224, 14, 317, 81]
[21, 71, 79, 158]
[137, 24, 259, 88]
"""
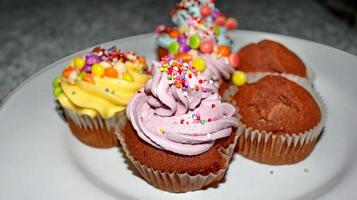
[217, 45, 231, 57]
[53, 87, 63, 97]
[168, 42, 180, 55]
[82, 64, 92, 72]
[214, 25, 221, 36]
[232, 71, 247, 86]
[73, 57, 85, 69]
[52, 76, 62, 87]
[200, 40, 213, 54]
[122, 72, 135, 82]
[189, 35, 201, 49]
[85, 55, 100, 65]
[226, 18, 238, 30]
[214, 16, 226, 26]
[200, 5, 211, 17]
[91, 63, 104, 76]
[169, 29, 179, 38]
[177, 36, 187, 44]
[104, 68, 118, 78]
[192, 58, 206, 72]
[229, 53, 239, 68]
[180, 43, 191, 53]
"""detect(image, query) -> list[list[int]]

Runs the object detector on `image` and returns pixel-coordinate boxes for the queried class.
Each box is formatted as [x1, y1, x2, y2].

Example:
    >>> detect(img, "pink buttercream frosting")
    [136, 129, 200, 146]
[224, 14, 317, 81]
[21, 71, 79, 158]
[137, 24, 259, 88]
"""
[201, 54, 234, 84]
[126, 57, 238, 156]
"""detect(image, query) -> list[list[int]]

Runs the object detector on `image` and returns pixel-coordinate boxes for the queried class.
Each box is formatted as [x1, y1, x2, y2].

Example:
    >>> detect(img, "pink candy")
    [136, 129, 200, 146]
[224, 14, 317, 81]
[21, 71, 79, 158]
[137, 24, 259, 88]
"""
[229, 53, 239, 67]
[200, 5, 211, 17]
[214, 16, 226, 26]
[226, 18, 238, 30]
[200, 39, 213, 53]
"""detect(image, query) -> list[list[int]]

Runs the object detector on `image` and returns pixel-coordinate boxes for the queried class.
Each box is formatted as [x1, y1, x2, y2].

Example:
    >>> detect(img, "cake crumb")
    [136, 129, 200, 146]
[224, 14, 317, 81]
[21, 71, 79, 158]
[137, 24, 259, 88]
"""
[304, 168, 309, 173]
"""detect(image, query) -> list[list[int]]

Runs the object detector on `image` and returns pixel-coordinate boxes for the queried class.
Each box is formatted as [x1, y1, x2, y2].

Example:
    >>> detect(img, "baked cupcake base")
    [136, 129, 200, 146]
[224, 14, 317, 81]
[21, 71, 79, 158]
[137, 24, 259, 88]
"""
[64, 108, 127, 148]
[116, 123, 240, 192]
[223, 73, 327, 165]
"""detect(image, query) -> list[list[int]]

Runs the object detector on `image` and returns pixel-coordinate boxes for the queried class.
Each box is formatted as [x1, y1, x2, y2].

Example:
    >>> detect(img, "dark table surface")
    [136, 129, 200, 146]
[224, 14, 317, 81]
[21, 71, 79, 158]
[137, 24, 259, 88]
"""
[0, 0, 356, 103]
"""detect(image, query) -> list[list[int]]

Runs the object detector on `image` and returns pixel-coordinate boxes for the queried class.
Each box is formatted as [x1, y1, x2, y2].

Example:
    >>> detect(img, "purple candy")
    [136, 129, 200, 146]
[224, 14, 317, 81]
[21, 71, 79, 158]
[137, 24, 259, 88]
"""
[85, 55, 100, 65]
[212, 9, 220, 18]
[180, 44, 191, 53]
[82, 64, 92, 72]
[177, 36, 187, 44]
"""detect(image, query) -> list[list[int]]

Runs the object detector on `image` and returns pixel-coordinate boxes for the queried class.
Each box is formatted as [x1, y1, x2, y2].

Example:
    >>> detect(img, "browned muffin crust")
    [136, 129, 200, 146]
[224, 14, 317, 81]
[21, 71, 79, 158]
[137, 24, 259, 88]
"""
[121, 123, 237, 176]
[234, 75, 320, 135]
[238, 40, 307, 77]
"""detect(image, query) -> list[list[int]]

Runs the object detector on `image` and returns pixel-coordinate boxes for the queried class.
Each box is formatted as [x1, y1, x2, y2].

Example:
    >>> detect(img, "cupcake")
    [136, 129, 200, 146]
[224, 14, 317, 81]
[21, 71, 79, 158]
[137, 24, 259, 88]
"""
[53, 46, 151, 148]
[226, 75, 326, 164]
[154, 0, 240, 87]
[237, 39, 314, 82]
[117, 56, 239, 192]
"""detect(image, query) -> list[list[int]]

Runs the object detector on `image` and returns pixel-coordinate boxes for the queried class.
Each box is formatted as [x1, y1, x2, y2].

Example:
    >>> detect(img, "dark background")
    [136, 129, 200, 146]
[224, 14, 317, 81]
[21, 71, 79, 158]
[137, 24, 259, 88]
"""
[0, 0, 356, 103]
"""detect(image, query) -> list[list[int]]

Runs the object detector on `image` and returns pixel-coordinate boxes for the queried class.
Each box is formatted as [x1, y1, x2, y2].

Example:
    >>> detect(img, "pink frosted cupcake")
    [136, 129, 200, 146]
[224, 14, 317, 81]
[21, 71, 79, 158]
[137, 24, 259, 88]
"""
[117, 56, 240, 192]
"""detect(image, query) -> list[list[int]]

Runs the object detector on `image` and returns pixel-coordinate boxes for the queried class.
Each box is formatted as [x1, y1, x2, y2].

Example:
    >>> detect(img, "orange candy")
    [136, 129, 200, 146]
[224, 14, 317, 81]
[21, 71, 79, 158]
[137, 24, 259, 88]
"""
[138, 56, 146, 65]
[175, 53, 192, 62]
[169, 29, 180, 38]
[217, 45, 231, 57]
[82, 75, 95, 84]
[62, 66, 74, 78]
[104, 68, 118, 78]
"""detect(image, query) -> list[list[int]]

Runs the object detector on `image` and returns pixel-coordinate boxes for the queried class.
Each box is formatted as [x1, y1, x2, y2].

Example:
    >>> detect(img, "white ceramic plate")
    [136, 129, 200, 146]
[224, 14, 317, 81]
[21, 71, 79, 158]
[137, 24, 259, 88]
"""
[1, 30, 357, 200]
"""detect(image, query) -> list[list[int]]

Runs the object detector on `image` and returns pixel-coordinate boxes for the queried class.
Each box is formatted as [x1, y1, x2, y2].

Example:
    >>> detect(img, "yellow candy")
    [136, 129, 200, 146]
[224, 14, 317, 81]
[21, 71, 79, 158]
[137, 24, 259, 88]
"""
[192, 58, 206, 72]
[91, 63, 104, 76]
[73, 57, 85, 69]
[232, 71, 247, 86]
[122, 72, 134, 82]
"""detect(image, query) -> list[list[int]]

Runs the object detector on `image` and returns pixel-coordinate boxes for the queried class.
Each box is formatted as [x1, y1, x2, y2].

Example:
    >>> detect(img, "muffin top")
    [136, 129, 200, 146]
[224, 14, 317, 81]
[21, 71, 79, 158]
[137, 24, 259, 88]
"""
[237, 40, 307, 77]
[52, 46, 151, 119]
[235, 75, 320, 135]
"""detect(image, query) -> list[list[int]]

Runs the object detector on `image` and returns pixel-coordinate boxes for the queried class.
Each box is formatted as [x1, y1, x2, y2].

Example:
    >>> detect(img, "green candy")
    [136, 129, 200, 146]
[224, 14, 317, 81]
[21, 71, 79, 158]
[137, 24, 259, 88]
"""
[168, 42, 180, 55]
[52, 76, 62, 87]
[79, 71, 87, 79]
[189, 35, 201, 49]
[53, 87, 63, 97]
[214, 25, 221, 36]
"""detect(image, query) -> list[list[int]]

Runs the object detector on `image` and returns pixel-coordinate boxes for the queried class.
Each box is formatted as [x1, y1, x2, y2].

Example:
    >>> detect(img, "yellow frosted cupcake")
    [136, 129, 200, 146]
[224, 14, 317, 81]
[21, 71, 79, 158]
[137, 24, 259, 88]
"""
[52, 46, 151, 148]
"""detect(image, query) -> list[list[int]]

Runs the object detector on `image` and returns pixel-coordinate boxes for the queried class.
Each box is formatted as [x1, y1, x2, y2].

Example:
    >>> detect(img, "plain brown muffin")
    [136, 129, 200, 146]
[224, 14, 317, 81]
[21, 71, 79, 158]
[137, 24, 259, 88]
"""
[121, 122, 237, 176]
[234, 75, 320, 135]
[237, 40, 307, 77]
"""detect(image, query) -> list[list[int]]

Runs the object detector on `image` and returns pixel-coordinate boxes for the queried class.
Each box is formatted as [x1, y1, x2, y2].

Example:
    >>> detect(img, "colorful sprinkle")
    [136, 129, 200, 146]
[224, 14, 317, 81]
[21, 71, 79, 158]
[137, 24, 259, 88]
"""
[91, 63, 104, 76]
[232, 70, 247, 86]
[122, 72, 134, 82]
[73, 57, 85, 69]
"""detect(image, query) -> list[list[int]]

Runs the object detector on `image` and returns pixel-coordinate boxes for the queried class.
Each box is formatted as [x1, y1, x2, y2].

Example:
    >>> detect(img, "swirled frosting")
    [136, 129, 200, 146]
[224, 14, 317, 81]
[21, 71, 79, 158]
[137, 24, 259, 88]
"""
[201, 54, 234, 83]
[127, 57, 238, 155]
[155, 0, 238, 85]
[53, 46, 151, 119]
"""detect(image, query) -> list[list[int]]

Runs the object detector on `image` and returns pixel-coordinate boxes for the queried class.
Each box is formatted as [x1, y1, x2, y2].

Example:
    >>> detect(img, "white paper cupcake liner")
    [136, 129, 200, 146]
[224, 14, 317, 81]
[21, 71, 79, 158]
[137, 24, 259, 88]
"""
[244, 65, 315, 84]
[223, 73, 327, 164]
[63, 108, 127, 148]
[116, 126, 241, 193]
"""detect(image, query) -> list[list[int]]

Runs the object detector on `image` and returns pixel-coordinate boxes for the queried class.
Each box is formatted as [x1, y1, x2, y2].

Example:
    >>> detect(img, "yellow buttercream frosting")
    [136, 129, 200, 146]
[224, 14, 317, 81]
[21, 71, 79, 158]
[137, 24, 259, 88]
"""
[53, 46, 151, 119]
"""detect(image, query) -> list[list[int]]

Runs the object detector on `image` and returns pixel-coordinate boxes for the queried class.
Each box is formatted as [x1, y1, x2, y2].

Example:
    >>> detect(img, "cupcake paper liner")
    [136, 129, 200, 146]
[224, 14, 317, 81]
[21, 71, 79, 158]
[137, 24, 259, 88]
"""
[223, 73, 327, 165]
[239, 64, 316, 85]
[64, 108, 127, 148]
[116, 127, 241, 193]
